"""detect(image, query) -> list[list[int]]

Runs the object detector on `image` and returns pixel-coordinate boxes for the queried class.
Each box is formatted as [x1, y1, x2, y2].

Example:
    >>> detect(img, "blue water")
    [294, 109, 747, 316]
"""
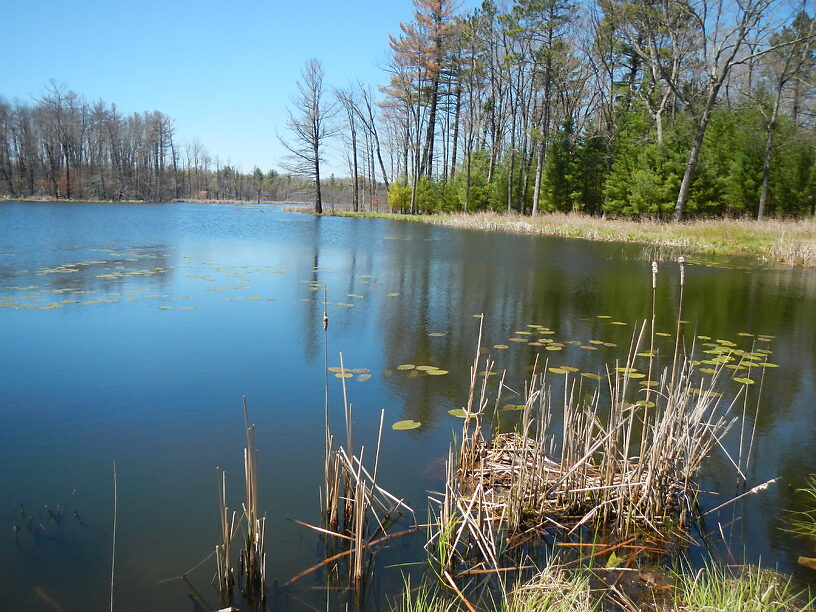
[0, 201, 814, 610]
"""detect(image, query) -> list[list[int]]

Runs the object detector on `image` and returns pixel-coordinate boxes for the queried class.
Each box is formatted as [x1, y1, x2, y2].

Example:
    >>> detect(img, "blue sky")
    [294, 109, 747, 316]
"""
[4, 0, 477, 176]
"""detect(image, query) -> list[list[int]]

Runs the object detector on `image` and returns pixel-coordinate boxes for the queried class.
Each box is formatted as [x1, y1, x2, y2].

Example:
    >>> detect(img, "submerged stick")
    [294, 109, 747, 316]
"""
[443, 570, 477, 612]
[282, 527, 418, 587]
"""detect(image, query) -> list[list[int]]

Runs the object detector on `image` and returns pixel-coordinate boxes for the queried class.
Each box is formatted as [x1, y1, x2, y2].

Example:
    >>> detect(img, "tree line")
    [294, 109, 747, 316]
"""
[0, 82, 313, 203]
[285, 0, 815, 219]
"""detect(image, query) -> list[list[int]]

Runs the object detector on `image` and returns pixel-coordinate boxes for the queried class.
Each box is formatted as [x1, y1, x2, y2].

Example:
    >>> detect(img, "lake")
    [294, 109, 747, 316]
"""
[0, 201, 814, 610]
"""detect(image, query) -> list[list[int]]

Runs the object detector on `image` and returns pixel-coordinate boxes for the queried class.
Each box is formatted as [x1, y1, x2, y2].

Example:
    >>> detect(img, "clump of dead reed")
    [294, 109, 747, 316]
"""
[429, 259, 752, 577]
[240, 397, 266, 602]
[213, 397, 266, 607]
[323, 354, 414, 586]
[285, 353, 414, 591]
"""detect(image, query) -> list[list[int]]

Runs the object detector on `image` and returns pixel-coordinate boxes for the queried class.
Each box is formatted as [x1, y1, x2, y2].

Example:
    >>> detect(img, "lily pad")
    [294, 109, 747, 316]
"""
[335, 372, 353, 379]
[396, 364, 416, 371]
[733, 377, 755, 385]
[427, 370, 449, 376]
[448, 409, 468, 418]
[549, 368, 570, 375]
[493, 344, 509, 350]
[501, 404, 525, 411]
[387, 293, 399, 297]
[357, 374, 372, 382]
[581, 373, 602, 380]
[579, 345, 598, 350]
[429, 332, 446, 337]
[392, 420, 421, 430]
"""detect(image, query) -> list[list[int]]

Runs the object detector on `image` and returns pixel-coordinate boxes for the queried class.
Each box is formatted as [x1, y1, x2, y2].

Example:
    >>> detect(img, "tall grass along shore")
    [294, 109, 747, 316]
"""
[304, 209, 816, 268]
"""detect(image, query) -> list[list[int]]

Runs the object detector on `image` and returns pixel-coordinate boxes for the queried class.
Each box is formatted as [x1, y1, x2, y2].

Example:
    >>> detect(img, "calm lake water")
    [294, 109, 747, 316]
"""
[0, 201, 815, 610]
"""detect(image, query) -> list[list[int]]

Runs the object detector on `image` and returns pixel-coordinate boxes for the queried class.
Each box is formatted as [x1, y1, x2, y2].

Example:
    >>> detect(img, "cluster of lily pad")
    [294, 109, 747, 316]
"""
[327, 366, 371, 382]
[490, 323, 620, 355]
[690, 334, 776, 386]
[395, 364, 449, 377]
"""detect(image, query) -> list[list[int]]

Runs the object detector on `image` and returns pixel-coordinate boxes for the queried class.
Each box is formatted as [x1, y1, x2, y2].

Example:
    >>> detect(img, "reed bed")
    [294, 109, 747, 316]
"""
[301, 353, 413, 589]
[310, 209, 816, 268]
[212, 397, 266, 607]
[240, 397, 266, 602]
[426, 212, 816, 267]
[429, 260, 753, 578]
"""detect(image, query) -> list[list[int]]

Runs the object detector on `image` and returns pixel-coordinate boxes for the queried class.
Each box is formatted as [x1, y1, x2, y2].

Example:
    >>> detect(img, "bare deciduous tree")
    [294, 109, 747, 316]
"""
[280, 59, 339, 214]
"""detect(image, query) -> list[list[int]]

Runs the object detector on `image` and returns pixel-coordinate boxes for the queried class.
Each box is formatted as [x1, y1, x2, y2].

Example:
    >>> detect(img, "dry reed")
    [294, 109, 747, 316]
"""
[211, 397, 266, 607]
[429, 260, 752, 576]
[314, 353, 413, 589]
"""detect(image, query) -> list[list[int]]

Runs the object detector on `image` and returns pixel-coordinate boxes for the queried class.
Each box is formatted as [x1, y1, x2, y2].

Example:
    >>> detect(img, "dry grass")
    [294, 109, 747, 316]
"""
[315, 209, 816, 268]
[428, 212, 816, 267]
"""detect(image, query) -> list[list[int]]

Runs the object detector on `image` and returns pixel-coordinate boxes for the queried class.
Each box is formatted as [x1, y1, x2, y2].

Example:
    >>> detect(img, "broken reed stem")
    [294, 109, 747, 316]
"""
[216, 468, 235, 596]
[670, 256, 685, 390]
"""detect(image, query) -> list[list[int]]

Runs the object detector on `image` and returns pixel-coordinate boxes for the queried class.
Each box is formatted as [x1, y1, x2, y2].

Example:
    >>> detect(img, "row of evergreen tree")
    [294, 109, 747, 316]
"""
[366, 0, 815, 219]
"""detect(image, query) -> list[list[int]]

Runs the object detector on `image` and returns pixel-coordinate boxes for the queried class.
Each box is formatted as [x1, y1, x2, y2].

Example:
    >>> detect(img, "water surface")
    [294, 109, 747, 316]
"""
[1, 201, 814, 610]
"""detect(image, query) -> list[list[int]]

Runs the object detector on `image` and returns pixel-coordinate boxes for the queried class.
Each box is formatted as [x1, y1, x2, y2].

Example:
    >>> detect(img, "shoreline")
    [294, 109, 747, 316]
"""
[0, 197, 293, 205]
[310, 209, 816, 269]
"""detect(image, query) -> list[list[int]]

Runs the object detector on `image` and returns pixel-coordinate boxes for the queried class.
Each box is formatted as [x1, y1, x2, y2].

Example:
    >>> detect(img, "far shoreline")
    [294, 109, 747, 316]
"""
[4, 198, 813, 269]
[297, 208, 816, 269]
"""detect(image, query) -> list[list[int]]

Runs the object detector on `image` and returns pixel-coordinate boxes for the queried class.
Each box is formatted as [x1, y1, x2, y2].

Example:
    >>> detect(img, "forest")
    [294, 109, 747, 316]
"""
[351, 0, 816, 220]
[1, 0, 814, 220]
[0, 84, 324, 204]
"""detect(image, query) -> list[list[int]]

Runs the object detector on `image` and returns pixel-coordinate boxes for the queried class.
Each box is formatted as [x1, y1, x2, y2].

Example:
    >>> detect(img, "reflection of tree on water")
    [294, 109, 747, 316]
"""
[301, 216, 323, 363]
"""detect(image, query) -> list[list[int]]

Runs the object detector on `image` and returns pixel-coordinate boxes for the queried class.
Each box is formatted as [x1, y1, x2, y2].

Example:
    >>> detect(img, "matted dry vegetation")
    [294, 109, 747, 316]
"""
[315, 209, 816, 268]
